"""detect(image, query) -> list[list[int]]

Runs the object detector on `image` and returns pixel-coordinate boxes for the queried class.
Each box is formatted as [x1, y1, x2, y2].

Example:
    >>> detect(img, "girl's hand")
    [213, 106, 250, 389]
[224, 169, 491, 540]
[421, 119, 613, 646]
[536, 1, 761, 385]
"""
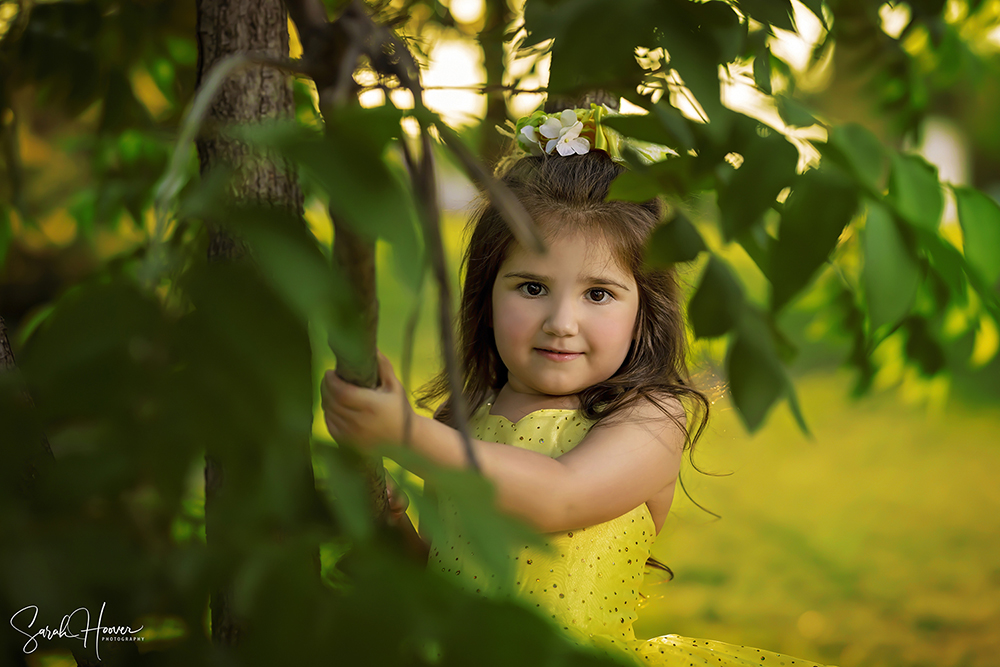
[385, 473, 410, 526]
[321, 350, 415, 449]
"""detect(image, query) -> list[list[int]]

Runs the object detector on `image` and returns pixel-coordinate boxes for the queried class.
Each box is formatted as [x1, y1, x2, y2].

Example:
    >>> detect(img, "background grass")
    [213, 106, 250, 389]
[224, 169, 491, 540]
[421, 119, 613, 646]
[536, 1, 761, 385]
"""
[635, 371, 1000, 666]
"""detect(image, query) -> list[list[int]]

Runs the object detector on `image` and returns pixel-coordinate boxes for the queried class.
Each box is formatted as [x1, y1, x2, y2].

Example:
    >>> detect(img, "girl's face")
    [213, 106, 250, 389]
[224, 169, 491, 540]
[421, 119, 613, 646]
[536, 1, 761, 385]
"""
[491, 227, 639, 398]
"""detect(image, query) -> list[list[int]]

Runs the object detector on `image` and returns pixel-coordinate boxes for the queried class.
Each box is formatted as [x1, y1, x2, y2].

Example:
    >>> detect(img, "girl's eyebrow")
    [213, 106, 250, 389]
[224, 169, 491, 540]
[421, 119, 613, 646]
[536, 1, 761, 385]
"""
[583, 275, 631, 291]
[502, 271, 631, 292]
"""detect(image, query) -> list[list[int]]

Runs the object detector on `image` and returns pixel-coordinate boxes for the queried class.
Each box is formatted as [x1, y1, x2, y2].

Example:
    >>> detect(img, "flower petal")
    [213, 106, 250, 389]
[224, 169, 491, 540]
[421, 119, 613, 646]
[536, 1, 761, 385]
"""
[521, 125, 538, 143]
[545, 138, 558, 154]
[539, 117, 563, 139]
[559, 109, 578, 127]
[560, 121, 583, 141]
[556, 141, 575, 156]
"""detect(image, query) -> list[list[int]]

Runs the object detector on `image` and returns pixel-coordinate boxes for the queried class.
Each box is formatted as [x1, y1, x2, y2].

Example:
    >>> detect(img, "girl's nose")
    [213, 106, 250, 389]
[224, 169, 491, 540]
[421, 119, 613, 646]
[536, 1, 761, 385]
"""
[542, 298, 579, 337]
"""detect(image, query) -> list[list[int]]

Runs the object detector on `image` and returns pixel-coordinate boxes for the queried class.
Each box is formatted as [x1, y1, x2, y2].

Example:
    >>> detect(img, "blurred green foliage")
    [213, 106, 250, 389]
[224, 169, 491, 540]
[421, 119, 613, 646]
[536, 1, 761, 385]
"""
[2, 0, 1000, 665]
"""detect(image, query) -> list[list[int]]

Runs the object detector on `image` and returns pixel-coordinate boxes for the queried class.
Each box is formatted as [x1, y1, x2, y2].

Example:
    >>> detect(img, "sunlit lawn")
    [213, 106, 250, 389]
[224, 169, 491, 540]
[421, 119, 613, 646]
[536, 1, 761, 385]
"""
[310, 208, 1000, 667]
[635, 371, 1000, 667]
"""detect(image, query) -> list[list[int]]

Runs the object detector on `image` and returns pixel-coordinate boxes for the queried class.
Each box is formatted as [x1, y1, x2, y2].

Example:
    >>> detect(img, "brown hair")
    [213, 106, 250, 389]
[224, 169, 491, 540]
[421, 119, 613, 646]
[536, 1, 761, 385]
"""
[416, 150, 710, 578]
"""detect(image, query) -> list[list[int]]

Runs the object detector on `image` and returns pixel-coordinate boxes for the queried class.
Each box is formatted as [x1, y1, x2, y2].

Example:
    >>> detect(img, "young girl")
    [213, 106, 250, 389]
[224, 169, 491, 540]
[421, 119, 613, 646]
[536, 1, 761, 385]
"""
[322, 117, 834, 666]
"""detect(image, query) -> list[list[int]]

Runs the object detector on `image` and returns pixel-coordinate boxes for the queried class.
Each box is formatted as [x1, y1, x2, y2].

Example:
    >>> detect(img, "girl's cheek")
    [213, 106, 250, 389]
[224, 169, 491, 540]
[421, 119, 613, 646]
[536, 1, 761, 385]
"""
[592, 305, 638, 343]
[494, 295, 537, 343]
[497, 309, 531, 342]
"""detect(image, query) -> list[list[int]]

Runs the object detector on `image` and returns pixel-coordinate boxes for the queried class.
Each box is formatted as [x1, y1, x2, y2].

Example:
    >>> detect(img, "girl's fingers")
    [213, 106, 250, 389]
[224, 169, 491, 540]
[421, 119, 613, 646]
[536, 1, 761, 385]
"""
[324, 409, 355, 443]
[387, 484, 409, 513]
[321, 375, 365, 419]
[324, 413, 341, 439]
[393, 494, 409, 513]
[376, 350, 398, 392]
[323, 369, 362, 403]
[323, 370, 346, 398]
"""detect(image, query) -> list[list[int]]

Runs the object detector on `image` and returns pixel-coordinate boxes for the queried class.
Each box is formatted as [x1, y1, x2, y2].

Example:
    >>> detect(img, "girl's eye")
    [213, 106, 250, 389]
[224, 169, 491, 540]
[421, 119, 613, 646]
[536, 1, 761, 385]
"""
[588, 288, 613, 303]
[518, 282, 545, 297]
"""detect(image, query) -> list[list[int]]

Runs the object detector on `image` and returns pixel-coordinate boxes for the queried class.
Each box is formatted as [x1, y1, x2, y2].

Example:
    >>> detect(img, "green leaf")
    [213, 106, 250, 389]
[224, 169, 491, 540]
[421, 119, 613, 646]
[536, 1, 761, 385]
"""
[608, 169, 663, 203]
[753, 47, 772, 95]
[653, 2, 742, 140]
[726, 308, 805, 433]
[717, 133, 799, 240]
[688, 256, 745, 338]
[903, 316, 946, 376]
[863, 201, 921, 332]
[909, 0, 947, 17]
[887, 153, 943, 230]
[177, 262, 314, 445]
[146, 58, 177, 106]
[523, 0, 651, 94]
[776, 95, 817, 128]
[317, 447, 376, 542]
[219, 205, 338, 329]
[736, 226, 774, 278]
[644, 213, 707, 267]
[603, 102, 695, 151]
[609, 154, 694, 202]
[235, 111, 419, 252]
[737, 0, 795, 32]
[388, 446, 554, 596]
[697, 0, 748, 63]
[824, 123, 886, 194]
[99, 69, 153, 135]
[912, 227, 967, 304]
[771, 166, 859, 311]
[954, 186, 1000, 284]
[797, 0, 828, 27]
[20, 280, 163, 406]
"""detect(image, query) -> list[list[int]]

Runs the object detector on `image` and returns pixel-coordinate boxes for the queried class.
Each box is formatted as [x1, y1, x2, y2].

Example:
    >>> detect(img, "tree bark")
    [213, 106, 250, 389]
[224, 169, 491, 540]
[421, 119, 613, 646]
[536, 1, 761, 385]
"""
[196, 0, 303, 262]
[0, 314, 15, 372]
[194, 0, 316, 649]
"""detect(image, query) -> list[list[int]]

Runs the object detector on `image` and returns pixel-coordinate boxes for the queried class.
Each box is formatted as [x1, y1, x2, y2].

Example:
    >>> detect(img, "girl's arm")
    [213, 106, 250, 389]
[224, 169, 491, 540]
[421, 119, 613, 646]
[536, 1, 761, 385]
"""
[407, 413, 580, 532]
[322, 352, 683, 534]
[409, 398, 686, 533]
[547, 398, 685, 532]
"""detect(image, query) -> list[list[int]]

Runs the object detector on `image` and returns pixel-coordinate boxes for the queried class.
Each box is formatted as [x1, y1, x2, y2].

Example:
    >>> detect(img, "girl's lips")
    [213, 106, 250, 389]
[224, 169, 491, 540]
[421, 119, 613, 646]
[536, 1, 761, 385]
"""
[535, 348, 582, 362]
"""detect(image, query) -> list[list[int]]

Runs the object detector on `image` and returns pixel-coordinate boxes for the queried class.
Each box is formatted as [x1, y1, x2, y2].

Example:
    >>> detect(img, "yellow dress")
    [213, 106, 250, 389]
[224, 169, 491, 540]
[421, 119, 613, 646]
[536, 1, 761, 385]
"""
[427, 403, 834, 667]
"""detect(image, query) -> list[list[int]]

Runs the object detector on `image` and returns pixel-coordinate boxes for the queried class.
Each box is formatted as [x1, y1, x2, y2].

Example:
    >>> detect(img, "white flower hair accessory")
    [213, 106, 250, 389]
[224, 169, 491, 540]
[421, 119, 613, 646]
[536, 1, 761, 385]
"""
[514, 104, 610, 157]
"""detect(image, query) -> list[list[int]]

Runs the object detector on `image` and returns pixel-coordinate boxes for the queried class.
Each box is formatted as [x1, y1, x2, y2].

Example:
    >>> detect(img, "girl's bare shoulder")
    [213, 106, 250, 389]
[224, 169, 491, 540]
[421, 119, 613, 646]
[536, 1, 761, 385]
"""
[593, 392, 687, 431]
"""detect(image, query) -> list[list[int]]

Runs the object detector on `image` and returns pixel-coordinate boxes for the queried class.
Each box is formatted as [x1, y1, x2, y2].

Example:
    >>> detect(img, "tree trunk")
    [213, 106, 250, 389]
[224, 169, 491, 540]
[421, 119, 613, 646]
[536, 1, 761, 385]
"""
[194, 0, 316, 648]
[479, 0, 514, 168]
[196, 0, 303, 261]
[0, 314, 15, 372]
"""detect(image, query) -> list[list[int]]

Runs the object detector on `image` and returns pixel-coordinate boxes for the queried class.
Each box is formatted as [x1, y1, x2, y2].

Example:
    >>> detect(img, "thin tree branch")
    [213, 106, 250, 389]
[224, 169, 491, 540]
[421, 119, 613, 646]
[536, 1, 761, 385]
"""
[362, 83, 548, 95]
[399, 132, 480, 470]
[434, 121, 544, 254]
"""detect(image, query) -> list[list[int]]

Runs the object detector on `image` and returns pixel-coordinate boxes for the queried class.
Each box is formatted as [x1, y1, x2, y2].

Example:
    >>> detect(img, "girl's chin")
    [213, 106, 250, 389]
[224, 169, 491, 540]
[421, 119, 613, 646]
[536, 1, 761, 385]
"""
[524, 381, 589, 397]
[506, 380, 580, 397]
